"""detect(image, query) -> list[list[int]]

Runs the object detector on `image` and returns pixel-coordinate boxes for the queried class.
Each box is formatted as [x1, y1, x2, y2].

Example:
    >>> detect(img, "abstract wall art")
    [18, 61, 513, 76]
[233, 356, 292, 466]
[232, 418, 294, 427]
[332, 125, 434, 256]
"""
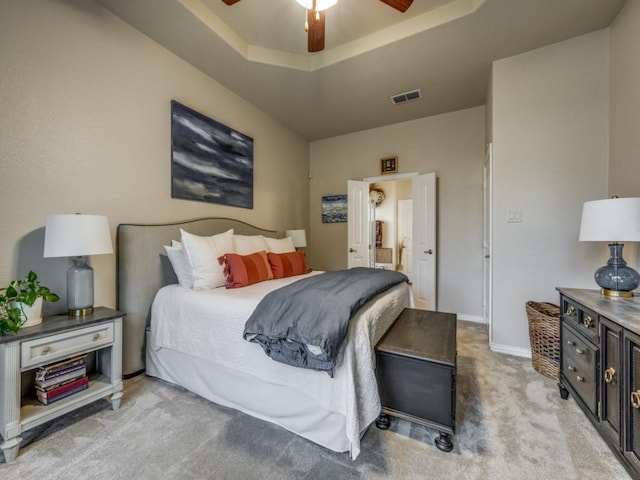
[171, 100, 254, 209]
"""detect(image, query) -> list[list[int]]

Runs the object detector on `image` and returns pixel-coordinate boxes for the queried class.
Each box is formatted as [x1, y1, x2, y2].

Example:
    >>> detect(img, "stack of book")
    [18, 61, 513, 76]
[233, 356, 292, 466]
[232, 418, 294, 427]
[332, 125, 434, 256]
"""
[35, 354, 89, 405]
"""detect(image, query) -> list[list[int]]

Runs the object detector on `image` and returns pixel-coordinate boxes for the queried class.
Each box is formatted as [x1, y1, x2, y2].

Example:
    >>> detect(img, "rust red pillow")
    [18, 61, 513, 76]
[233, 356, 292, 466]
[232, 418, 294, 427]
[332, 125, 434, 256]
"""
[218, 251, 273, 288]
[267, 251, 311, 279]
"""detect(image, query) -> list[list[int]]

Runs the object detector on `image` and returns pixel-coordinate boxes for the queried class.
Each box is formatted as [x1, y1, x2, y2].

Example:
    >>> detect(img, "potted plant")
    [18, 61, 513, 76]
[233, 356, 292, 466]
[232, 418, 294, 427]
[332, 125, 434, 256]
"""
[0, 271, 60, 335]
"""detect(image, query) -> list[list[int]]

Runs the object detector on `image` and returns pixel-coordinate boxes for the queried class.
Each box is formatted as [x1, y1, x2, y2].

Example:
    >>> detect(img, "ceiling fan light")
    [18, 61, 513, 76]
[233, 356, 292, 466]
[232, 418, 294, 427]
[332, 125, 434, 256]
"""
[295, 0, 337, 12]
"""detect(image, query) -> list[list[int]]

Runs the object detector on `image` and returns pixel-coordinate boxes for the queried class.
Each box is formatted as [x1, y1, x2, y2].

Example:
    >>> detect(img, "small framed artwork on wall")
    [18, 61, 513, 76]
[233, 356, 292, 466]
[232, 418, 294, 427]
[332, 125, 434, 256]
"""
[380, 156, 398, 175]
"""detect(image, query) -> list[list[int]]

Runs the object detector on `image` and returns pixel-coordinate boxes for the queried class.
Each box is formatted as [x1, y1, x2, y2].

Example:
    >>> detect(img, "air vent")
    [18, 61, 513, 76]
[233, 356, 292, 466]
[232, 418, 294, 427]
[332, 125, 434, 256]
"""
[390, 89, 422, 105]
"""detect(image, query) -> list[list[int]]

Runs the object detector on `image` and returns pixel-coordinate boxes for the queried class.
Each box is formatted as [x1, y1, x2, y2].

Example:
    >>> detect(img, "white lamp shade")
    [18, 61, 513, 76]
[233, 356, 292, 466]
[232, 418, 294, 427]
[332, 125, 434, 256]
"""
[285, 229, 307, 248]
[44, 214, 113, 257]
[579, 197, 640, 242]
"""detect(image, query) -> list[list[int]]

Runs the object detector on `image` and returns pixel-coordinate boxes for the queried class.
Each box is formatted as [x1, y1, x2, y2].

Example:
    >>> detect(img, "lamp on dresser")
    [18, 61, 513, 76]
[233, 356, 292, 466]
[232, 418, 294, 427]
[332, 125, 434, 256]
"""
[43, 214, 113, 315]
[579, 196, 640, 297]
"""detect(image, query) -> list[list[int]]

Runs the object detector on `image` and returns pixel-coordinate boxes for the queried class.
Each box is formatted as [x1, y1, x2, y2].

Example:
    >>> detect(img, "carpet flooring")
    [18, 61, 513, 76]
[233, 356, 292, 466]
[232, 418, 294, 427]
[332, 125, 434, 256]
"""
[0, 321, 631, 479]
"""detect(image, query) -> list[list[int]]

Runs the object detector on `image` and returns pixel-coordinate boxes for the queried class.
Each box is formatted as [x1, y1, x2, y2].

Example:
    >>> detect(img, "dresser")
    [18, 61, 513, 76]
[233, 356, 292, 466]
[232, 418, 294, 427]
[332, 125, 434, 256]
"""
[0, 307, 123, 462]
[557, 288, 640, 478]
[375, 308, 457, 451]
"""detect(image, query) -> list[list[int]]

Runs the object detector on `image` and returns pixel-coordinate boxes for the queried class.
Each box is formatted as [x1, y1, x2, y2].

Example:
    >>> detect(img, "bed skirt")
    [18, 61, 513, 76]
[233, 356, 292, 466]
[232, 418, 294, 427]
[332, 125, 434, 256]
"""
[146, 331, 359, 455]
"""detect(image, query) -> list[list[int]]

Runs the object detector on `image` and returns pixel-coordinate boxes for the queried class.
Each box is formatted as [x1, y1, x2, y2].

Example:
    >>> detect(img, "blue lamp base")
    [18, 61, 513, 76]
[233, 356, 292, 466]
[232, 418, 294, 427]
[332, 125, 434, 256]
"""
[594, 243, 640, 297]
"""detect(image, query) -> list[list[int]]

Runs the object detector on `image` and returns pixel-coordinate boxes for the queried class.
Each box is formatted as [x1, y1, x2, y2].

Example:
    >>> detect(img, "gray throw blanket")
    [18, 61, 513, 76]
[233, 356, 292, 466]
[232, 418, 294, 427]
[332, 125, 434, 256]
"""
[243, 267, 408, 376]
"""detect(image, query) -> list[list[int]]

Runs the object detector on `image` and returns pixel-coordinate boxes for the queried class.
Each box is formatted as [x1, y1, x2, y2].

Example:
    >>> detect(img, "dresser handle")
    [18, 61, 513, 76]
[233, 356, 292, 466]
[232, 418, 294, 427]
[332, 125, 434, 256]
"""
[575, 348, 584, 355]
[565, 305, 575, 316]
[583, 316, 593, 328]
[566, 340, 575, 346]
[93, 333, 100, 341]
[576, 375, 584, 382]
[42, 346, 52, 354]
[604, 367, 616, 384]
[568, 365, 576, 372]
[632, 391, 640, 410]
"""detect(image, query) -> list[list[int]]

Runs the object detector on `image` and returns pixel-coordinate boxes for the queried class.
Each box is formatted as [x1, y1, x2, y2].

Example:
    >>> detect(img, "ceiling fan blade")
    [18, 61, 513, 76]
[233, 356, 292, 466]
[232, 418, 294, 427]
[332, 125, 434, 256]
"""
[307, 9, 325, 53]
[221, 0, 241, 5]
[379, 0, 413, 13]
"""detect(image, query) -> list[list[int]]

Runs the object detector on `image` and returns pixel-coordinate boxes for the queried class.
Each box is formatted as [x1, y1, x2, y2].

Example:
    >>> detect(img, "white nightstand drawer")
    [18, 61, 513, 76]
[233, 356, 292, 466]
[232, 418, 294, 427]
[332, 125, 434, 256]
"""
[21, 323, 114, 369]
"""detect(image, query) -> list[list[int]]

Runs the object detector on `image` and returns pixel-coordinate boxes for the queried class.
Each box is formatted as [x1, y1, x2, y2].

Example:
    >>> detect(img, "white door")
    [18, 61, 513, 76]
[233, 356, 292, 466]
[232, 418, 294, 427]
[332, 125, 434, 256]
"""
[347, 180, 370, 268]
[412, 173, 436, 310]
[483, 143, 493, 340]
[397, 199, 413, 283]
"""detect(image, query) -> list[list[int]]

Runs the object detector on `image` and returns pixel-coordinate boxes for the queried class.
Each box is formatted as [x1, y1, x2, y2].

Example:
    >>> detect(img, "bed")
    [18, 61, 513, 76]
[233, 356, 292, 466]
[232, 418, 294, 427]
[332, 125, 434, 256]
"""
[116, 218, 412, 458]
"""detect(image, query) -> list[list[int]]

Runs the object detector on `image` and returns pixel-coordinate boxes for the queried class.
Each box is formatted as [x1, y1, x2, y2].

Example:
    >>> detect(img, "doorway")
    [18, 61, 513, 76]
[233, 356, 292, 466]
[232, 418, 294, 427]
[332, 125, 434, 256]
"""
[347, 172, 437, 310]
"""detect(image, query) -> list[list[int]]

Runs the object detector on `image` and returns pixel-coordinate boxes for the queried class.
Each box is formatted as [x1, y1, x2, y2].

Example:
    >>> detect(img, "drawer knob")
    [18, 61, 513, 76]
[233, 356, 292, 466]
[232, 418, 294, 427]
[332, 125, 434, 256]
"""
[566, 340, 575, 346]
[583, 316, 593, 328]
[575, 348, 584, 355]
[576, 375, 584, 383]
[93, 333, 101, 341]
[42, 346, 52, 354]
[604, 367, 616, 384]
[568, 365, 576, 372]
[565, 305, 575, 316]
[632, 391, 640, 410]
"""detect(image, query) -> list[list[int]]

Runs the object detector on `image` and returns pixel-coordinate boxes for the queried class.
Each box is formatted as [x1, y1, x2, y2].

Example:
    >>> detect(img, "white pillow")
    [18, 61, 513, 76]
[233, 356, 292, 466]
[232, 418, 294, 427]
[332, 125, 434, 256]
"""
[164, 243, 194, 289]
[180, 228, 234, 290]
[233, 234, 269, 255]
[264, 236, 296, 254]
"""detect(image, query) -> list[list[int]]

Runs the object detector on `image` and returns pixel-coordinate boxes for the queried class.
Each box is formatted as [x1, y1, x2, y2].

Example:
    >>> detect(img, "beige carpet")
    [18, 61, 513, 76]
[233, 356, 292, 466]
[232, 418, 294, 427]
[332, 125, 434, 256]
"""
[0, 321, 631, 479]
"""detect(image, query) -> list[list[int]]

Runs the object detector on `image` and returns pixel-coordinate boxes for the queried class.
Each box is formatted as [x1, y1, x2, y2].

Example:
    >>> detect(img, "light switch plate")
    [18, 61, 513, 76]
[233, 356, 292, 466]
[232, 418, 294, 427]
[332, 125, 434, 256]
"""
[507, 209, 522, 223]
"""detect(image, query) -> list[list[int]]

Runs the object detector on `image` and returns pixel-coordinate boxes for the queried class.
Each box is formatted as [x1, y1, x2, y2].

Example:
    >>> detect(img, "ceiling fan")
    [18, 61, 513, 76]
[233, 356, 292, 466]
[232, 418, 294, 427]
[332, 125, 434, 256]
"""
[221, 0, 414, 53]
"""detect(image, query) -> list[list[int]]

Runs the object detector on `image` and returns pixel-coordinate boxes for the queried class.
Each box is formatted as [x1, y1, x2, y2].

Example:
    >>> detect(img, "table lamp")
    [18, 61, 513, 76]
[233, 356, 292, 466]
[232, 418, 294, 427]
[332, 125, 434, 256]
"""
[43, 214, 113, 315]
[285, 229, 307, 250]
[579, 197, 640, 297]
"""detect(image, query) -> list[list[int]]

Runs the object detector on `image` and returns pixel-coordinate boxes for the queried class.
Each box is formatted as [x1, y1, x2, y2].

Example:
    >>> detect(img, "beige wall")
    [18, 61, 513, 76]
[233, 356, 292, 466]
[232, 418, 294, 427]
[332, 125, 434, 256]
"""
[0, 0, 309, 312]
[491, 30, 610, 354]
[610, 0, 640, 199]
[309, 107, 485, 319]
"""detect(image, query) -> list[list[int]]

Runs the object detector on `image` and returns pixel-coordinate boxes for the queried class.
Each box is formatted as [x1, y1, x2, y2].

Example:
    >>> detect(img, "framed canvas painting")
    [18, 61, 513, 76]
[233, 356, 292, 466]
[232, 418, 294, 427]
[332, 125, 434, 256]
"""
[322, 194, 347, 223]
[171, 100, 253, 209]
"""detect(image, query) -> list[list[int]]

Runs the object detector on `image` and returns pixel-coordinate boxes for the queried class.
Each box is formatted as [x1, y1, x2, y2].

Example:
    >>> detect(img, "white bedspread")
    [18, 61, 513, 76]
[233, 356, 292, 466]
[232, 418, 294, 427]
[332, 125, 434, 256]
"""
[149, 272, 411, 458]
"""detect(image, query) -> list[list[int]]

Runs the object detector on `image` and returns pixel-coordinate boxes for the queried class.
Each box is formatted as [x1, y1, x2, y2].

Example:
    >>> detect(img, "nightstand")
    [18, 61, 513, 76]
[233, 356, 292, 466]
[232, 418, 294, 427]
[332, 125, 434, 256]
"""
[0, 307, 124, 462]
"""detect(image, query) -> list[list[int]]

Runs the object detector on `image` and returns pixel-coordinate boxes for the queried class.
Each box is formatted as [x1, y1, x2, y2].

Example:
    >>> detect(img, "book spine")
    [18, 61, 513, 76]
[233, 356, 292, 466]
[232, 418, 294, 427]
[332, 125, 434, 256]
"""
[37, 376, 88, 399]
[37, 358, 86, 377]
[37, 354, 87, 374]
[37, 383, 89, 405]
[35, 367, 87, 388]
[35, 363, 86, 383]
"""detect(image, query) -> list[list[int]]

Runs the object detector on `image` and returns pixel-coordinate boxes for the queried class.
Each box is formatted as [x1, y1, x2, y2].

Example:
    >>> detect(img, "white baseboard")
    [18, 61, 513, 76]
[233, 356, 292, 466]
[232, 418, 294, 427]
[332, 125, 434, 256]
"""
[456, 313, 484, 324]
[489, 342, 531, 358]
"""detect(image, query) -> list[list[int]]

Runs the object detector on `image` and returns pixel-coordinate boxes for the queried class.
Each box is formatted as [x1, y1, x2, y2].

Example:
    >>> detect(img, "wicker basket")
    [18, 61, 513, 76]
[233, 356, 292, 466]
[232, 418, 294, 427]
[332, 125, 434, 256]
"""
[526, 301, 560, 379]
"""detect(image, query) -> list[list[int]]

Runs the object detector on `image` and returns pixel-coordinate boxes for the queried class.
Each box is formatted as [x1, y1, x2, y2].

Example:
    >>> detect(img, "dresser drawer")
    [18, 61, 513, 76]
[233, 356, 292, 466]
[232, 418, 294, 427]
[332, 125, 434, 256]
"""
[562, 324, 597, 377]
[561, 296, 598, 341]
[562, 360, 597, 415]
[21, 322, 114, 369]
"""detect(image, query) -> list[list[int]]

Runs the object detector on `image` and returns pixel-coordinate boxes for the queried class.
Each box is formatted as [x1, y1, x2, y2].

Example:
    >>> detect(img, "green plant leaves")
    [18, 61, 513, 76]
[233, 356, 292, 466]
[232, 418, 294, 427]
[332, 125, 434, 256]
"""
[0, 270, 59, 335]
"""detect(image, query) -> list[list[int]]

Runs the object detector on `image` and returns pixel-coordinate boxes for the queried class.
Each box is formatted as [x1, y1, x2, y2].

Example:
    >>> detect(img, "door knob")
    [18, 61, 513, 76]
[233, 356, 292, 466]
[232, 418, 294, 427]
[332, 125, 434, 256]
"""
[424, 249, 433, 254]
[349, 248, 356, 253]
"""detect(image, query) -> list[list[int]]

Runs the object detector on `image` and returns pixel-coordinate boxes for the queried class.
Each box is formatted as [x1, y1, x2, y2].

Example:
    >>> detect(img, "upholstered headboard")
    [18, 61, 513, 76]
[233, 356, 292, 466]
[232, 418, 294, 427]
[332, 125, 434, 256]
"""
[116, 218, 280, 376]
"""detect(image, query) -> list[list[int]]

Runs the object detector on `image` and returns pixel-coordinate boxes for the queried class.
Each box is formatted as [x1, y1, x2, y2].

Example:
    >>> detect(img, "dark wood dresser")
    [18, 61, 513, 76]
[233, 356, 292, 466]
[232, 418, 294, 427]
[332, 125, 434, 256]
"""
[557, 288, 640, 479]
[375, 308, 457, 451]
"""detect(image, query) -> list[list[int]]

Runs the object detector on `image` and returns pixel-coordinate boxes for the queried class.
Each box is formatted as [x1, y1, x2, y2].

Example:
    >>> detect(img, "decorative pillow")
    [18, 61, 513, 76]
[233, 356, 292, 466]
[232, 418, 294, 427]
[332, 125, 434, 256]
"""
[267, 251, 311, 279]
[233, 235, 269, 255]
[180, 228, 234, 290]
[219, 251, 273, 289]
[164, 243, 194, 289]
[264, 236, 296, 254]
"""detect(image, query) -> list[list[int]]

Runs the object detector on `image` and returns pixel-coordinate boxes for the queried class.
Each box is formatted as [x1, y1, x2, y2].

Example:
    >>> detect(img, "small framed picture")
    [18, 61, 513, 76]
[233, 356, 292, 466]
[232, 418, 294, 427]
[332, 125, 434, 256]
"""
[380, 156, 398, 175]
